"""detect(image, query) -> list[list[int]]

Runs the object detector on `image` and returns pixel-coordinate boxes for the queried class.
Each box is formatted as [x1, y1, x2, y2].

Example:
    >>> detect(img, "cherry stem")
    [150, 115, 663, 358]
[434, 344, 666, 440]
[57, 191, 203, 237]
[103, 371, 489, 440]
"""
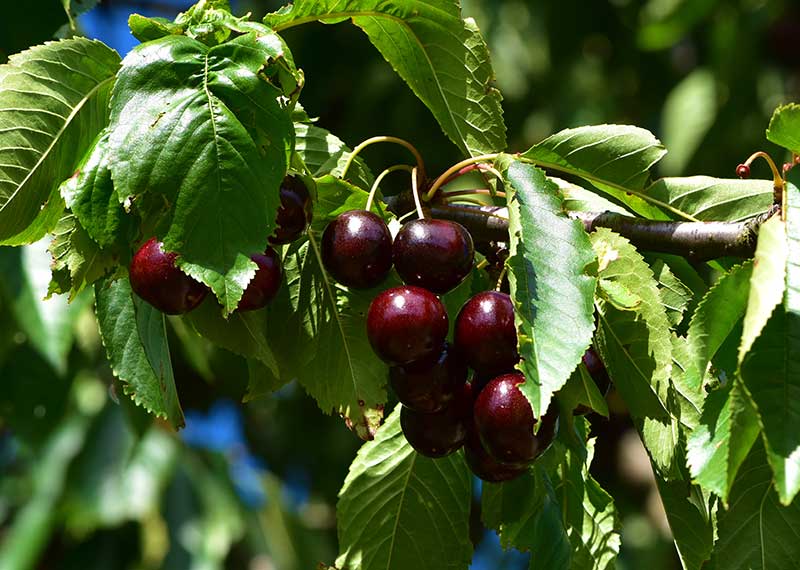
[441, 189, 506, 199]
[495, 264, 508, 292]
[366, 164, 415, 212]
[341, 136, 426, 188]
[444, 196, 490, 207]
[411, 166, 425, 220]
[742, 151, 785, 210]
[475, 258, 489, 270]
[426, 154, 500, 201]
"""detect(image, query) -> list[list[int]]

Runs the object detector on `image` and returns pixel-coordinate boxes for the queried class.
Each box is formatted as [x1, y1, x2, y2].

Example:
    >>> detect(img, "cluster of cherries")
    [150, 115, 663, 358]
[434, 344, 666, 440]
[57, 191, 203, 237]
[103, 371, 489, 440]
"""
[129, 175, 312, 314]
[318, 206, 559, 482]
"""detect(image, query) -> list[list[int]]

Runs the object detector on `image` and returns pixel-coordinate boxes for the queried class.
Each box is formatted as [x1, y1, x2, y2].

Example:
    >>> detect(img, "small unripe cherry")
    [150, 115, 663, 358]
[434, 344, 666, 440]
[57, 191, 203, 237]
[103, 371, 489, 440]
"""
[129, 238, 207, 315]
[736, 164, 751, 179]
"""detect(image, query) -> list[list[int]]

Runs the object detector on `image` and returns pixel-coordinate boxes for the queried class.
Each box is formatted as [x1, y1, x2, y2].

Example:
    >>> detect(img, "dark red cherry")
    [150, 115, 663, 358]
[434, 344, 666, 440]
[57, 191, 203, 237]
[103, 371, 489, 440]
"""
[269, 175, 313, 245]
[389, 343, 468, 412]
[454, 291, 519, 375]
[474, 372, 553, 465]
[465, 428, 528, 483]
[237, 248, 282, 312]
[393, 219, 474, 294]
[574, 347, 611, 415]
[321, 210, 392, 288]
[367, 285, 448, 365]
[129, 238, 208, 315]
[400, 386, 470, 458]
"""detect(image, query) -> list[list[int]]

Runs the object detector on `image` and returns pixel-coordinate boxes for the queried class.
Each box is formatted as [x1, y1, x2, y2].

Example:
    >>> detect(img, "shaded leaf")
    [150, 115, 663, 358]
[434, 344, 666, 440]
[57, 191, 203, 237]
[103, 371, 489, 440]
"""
[656, 475, 713, 570]
[95, 277, 184, 429]
[646, 176, 773, 222]
[650, 258, 693, 327]
[295, 122, 373, 191]
[591, 229, 672, 420]
[687, 380, 759, 503]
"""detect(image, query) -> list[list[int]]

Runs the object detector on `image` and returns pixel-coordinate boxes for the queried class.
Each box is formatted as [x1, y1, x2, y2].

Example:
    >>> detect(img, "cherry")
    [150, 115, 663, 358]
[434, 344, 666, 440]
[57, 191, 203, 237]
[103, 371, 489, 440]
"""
[400, 385, 470, 458]
[269, 175, 313, 245]
[366, 285, 448, 365]
[736, 164, 751, 179]
[465, 428, 528, 483]
[129, 238, 208, 315]
[321, 210, 392, 288]
[237, 248, 282, 312]
[473, 372, 555, 465]
[389, 343, 468, 413]
[393, 219, 474, 294]
[454, 291, 519, 375]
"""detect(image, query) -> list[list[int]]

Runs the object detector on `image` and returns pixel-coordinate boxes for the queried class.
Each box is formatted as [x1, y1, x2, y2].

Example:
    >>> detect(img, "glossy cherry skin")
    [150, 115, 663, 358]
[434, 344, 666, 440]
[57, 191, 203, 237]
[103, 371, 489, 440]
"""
[269, 175, 313, 245]
[367, 285, 448, 365]
[321, 210, 392, 288]
[129, 238, 208, 315]
[474, 372, 554, 465]
[574, 347, 611, 415]
[389, 343, 468, 412]
[465, 428, 528, 483]
[400, 385, 471, 458]
[454, 291, 519, 375]
[393, 219, 474, 294]
[237, 248, 282, 312]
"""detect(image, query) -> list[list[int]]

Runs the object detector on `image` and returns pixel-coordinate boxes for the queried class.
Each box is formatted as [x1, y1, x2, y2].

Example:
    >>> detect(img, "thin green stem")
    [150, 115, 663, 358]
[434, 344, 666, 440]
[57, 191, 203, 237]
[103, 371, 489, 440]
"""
[443, 196, 490, 207]
[494, 264, 508, 292]
[366, 164, 415, 212]
[426, 154, 500, 201]
[341, 136, 425, 186]
[441, 189, 505, 199]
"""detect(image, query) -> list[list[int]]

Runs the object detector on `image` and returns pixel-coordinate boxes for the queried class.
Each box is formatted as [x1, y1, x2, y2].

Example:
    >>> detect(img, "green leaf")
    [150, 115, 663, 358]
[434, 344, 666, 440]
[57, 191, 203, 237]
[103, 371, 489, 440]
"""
[502, 161, 596, 418]
[60, 131, 122, 248]
[655, 475, 713, 570]
[687, 380, 759, 503]
[128, 14, 183, 43]
[295, 122, 373, 190]
[597, 278, 642, 311]
[265, 0, 506, 157]
[95, 277, 184, 429]
[659, 69, 717, 176]
[554, 177, 633, 215]
[646, 177, 774, 222]
[0, 241, 88, 375]
[559, 364, 610, 418]
[482, 466, 571, 566]
[335, 406, 473, 570]
[554, 440, 621, 568]
[183, 296, 281, 397]
[288, 236, 388, 439]
[650, 258, 693, 327]
[0, 38, 120, 244]
[591, 228, 672, 420]
[312, 175, 374, 233]
[521, 125, 669, 219]
[766, 103, 800, 154]
[709, 440, 800, 570]
[739, 214, 787, 361]
[670, 333, 703, 431]
[47, 213, 120, 301]
[685, 261, 753, 392]
[107, 33, 295, 314]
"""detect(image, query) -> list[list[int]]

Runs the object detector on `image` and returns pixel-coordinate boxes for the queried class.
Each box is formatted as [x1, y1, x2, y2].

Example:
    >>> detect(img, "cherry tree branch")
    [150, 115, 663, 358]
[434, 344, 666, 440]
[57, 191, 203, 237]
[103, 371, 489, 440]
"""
[385, 195, 777, 261]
